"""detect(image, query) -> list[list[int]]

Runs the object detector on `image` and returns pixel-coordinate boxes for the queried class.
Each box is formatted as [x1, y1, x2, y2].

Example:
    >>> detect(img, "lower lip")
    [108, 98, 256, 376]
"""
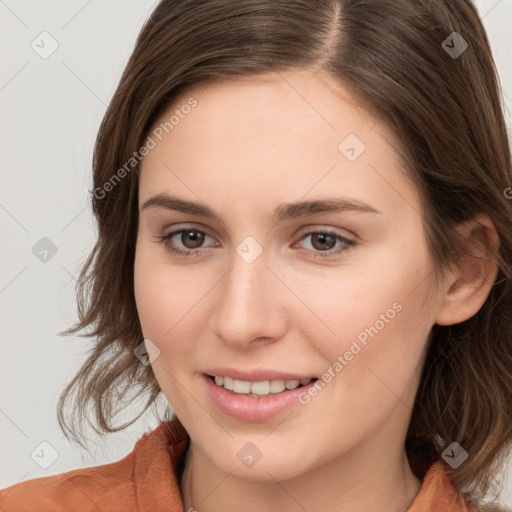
[204, 374, 317, 422]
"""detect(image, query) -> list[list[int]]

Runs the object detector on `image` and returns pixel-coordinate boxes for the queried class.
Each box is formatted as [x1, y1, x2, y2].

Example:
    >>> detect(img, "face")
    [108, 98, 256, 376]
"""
[134, 69, 443, 481]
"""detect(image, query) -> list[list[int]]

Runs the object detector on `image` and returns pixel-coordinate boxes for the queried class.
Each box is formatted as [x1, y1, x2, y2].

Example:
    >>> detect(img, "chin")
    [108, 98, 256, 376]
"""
[194, 433, 321, 483]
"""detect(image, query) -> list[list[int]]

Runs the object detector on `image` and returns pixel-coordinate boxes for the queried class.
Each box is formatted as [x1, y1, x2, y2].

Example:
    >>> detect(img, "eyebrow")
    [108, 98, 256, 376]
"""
[140, 193, 381, 223]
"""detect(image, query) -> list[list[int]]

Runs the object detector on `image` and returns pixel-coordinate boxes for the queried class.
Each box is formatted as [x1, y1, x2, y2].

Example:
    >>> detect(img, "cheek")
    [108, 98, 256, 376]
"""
[134, 246, 205, 410]
[133, 242, 214, 363]
[299, 257, 434, 419]
[303, 230, 433, 357]
[299, 240, 430, 350]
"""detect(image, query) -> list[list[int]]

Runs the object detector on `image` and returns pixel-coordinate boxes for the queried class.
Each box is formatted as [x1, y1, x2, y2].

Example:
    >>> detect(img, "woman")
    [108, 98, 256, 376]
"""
[1, 0, 511, 511]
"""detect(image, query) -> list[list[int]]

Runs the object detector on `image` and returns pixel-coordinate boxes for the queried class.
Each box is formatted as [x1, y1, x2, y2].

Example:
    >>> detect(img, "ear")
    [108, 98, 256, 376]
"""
[435, 214, 500, 326]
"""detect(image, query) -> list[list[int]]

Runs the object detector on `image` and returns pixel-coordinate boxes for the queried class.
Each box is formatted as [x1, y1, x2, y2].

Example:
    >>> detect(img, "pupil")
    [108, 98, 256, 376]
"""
[183, 230, 204, 248]
[312, 233, 334, 251]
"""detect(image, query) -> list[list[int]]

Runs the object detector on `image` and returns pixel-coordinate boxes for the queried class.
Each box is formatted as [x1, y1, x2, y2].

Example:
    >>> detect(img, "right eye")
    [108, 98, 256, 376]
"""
[157, 228, 218, 257]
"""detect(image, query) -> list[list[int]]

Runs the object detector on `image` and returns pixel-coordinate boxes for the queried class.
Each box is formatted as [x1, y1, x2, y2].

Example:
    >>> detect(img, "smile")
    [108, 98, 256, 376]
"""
[204, 374, 319, 422]
[211, 375, 314, 396]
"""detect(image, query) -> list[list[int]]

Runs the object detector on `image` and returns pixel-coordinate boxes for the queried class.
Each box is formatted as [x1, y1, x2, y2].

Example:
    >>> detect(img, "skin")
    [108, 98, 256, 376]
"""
[134, 69, 499, 512]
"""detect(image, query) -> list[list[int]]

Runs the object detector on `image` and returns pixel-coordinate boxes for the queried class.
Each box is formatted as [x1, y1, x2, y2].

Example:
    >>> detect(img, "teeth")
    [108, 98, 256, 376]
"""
[269, 380, 285, 393]
[233, 379, 251, 393]
[285, 379, 300, 389]
[224, 376, 234, 390]
[250, 380, 270, 395]
[212, 376, 313, 396]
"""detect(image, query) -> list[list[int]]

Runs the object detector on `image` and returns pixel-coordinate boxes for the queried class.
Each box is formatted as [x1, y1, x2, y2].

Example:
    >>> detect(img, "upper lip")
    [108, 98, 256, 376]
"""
[205, 368, 317, 382]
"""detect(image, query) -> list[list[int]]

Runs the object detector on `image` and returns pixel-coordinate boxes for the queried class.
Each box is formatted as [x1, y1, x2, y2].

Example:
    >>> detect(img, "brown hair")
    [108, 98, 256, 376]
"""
[58, 0, 512, 506]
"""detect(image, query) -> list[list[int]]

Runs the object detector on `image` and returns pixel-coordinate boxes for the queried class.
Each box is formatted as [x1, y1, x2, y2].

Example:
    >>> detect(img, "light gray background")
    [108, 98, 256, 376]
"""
[1, 0, 511, 507]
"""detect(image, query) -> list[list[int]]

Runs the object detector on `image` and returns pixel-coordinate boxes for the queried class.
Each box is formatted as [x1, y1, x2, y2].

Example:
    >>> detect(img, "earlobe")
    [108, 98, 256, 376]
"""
[435, 214, 500, 327]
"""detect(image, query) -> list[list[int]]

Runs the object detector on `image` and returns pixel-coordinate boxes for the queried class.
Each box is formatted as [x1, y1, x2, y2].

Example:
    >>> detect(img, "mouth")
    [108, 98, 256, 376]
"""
[203, 373, 320, 422]
[206, 374, 319, 397]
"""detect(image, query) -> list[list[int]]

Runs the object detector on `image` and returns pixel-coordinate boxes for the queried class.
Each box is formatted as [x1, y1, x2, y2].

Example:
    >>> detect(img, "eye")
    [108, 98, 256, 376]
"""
[157, 228, 217, 257]
[294, 230, 356, 259]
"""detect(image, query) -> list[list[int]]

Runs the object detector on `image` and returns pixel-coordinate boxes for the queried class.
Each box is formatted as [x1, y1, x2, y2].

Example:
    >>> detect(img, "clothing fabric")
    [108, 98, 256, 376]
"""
[0, 416, 482, 511]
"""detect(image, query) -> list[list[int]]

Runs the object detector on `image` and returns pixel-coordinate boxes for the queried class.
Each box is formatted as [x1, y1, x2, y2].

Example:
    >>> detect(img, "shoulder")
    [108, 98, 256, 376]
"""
[408, 460, 512, 512]
[0, 455, 138, 511]
[0, 417, 189, 512]
[0, 451, 137, 512]
[408, 461, 480, 512]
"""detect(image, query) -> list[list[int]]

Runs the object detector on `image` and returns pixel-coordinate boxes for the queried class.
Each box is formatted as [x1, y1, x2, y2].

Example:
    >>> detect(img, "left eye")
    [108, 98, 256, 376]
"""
[157, 228, 356, 259]
[295, 231, 356, 258]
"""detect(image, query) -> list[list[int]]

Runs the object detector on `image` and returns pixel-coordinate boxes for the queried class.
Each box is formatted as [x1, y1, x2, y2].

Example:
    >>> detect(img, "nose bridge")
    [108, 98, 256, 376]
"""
[224, 244, 270, 320]
[211, 240, 283, 346]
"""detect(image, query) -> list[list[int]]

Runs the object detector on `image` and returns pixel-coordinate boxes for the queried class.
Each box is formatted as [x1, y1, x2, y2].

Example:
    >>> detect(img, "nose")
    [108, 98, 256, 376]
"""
[210, 247, 287, 350]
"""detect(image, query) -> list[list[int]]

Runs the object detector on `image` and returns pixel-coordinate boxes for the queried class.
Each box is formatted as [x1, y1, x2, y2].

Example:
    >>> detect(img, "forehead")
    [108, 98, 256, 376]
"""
[160, 70, 376, 144]
[138, 70, 420, 221]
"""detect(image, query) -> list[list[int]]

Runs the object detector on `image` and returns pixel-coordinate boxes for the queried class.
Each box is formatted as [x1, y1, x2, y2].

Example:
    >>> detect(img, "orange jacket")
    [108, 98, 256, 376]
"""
[0, 416, 480, 511]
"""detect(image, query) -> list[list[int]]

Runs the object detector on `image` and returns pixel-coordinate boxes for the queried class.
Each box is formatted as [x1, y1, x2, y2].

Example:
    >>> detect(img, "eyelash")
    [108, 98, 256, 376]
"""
[156, 228, 356, 260]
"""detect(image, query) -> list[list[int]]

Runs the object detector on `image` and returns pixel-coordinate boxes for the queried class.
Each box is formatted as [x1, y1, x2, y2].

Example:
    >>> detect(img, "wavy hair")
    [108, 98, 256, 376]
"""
[57, 0, 512, 507]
